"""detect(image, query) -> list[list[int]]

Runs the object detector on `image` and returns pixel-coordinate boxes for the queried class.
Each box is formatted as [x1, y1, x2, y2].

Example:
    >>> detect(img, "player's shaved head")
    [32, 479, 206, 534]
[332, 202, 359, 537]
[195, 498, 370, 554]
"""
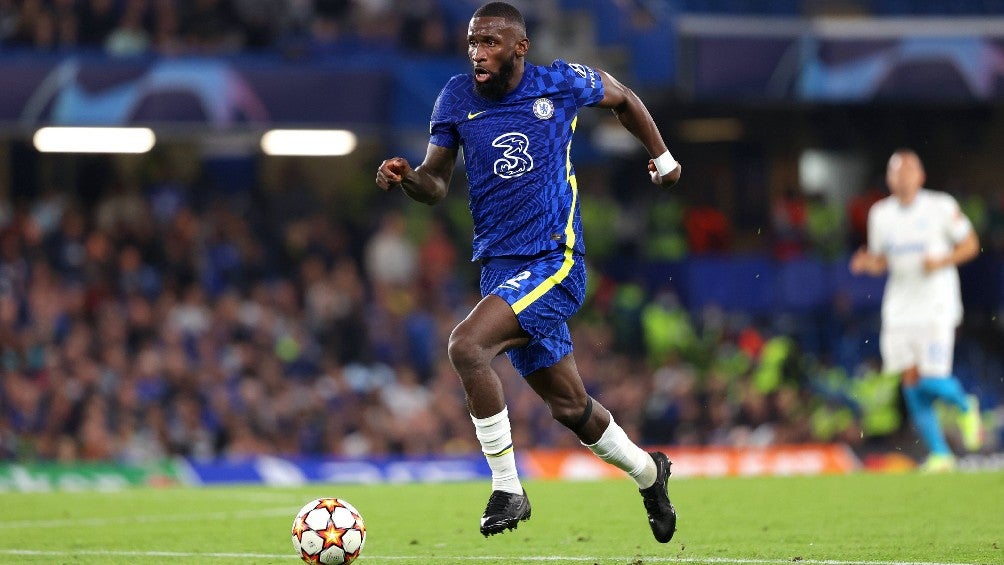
[473, 2, 526, 36]
[468, 2, 529, 100]
[890, 148, 923, 171]
[887, 148, 925, 203]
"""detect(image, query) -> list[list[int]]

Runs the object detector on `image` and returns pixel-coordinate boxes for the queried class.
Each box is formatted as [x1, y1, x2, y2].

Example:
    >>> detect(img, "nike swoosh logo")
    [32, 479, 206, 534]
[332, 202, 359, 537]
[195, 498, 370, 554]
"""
[468, 110, 486, 119]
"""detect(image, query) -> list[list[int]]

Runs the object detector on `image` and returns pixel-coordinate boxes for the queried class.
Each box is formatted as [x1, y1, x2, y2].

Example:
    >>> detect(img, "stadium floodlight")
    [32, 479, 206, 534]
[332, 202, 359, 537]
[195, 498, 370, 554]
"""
[33, 127, 156, 154]
[260, 129, 357, 156]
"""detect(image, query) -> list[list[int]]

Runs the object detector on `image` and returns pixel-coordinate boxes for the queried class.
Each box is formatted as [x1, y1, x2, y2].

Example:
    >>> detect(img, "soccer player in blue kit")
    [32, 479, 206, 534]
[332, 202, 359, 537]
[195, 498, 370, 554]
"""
[376, 2, 681, 541]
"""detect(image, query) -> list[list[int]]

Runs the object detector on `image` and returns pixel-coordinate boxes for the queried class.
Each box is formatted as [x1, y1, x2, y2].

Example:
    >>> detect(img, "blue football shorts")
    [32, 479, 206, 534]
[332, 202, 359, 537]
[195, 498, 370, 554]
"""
[479, 248, 587, 376]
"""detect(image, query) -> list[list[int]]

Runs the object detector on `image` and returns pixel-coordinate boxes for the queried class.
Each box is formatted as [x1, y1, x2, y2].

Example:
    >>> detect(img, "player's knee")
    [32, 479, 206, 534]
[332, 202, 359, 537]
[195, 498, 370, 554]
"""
[447, 327, 485, 373]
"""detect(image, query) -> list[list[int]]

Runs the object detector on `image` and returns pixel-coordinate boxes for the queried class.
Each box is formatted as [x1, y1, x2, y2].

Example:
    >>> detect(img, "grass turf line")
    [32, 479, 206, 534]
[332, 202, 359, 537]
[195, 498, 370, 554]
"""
[0, 471, 1000, 564]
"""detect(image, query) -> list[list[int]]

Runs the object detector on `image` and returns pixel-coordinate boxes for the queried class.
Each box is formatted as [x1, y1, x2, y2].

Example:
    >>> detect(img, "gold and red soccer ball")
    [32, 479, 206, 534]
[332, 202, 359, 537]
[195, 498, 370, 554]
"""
[292, 498, 367, 565]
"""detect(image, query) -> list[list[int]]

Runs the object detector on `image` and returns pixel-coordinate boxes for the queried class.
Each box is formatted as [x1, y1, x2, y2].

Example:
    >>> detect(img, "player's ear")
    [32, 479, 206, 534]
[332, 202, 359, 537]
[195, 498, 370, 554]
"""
[515, 37, 529, 57]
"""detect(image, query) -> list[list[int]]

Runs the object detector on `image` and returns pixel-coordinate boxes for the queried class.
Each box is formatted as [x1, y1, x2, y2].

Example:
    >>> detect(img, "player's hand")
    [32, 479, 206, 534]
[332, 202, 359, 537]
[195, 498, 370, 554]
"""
[922, 255, 949, 273]
[849, 247, 870, 274]
[648, 160, 681, 188]
[376, 157, 412, 191]
[901, 366, 920, 387]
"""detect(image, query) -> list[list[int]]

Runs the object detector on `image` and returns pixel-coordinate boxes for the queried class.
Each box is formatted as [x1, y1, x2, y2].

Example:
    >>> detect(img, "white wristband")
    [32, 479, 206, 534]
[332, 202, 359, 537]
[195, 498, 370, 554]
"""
[653, 151, 679, 177]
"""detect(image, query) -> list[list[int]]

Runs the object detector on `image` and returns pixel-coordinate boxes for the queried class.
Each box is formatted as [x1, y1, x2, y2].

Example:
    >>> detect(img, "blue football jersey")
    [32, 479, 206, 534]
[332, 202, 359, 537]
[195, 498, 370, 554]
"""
[429, 59, 605, 260]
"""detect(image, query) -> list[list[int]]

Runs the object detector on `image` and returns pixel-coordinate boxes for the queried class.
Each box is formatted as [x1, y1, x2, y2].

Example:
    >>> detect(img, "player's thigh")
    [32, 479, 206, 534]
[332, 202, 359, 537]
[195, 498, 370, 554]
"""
[480, 252, 585, 339]
[917, 324, 956, 377]
[452, 294, 529, 353]
[881, 324, 956, 377]
[481, 252, 585, 375]
[880, 326, 921, 375]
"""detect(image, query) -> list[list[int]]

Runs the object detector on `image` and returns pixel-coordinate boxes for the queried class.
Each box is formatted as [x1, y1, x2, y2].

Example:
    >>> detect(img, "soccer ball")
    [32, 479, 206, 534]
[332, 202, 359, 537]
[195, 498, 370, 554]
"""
[291, 498, 367, 564]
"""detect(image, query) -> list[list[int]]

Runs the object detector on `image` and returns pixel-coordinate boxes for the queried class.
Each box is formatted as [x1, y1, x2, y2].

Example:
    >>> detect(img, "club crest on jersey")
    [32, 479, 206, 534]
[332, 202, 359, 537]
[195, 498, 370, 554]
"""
[532, 98, 554, 120]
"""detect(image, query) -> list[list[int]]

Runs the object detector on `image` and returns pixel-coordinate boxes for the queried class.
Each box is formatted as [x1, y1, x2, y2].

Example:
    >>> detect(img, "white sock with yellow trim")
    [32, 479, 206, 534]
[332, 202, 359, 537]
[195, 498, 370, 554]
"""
[583, 418, 657, 489]
[473, 407, 523, 495]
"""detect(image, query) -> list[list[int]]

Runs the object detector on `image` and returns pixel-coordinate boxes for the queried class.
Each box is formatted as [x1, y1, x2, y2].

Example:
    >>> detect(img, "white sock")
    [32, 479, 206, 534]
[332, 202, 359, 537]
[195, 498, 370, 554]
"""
[472, 408, 523, 495]
[584, 418, 656, 489]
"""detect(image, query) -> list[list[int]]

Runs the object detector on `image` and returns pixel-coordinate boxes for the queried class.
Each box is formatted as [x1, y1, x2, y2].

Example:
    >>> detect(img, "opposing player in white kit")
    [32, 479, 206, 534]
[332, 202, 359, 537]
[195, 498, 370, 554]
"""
[850, 149, 983, 472]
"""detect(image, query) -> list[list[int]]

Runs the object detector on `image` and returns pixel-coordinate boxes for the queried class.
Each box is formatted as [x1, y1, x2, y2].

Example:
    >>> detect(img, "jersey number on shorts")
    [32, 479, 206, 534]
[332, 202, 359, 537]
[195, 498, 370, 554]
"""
[492, 132, 534, 179]
[501, 270, 532, 290]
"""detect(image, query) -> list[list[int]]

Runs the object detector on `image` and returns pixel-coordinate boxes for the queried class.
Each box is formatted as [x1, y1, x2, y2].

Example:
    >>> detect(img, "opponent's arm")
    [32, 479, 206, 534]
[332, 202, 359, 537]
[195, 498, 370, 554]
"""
[376, 144, 458, 205]
[849, 247, 888, 276]
[923, 230, 980, 272]
[850, 207, 888, 276]
[594, 69, 681, 188]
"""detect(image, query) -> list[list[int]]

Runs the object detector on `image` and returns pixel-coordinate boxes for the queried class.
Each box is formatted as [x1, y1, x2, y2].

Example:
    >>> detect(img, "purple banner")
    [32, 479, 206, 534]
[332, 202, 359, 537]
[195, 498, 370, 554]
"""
[0, 56, 391, 127]
[679, 18, 1004, 102]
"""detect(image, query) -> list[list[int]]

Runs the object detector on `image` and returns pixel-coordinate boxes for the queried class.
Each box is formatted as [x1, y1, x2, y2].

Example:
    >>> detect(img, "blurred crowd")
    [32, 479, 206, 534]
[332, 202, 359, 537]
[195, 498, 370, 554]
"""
[0, 0, 551, 58]
[1, 1, 1002, 467]
[1, 150, 1001, 466]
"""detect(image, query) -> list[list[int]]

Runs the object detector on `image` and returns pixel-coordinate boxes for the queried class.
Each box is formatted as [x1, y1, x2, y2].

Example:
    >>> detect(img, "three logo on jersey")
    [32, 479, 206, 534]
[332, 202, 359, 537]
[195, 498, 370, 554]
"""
[473, 98, 556, 179]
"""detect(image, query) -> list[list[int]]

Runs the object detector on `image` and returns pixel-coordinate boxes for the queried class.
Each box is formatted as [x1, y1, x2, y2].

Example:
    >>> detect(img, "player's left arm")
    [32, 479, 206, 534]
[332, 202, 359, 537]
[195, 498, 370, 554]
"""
[923, 200, 980, 272]
[924, 230, 979, 272]
[593, 69, 681, 188]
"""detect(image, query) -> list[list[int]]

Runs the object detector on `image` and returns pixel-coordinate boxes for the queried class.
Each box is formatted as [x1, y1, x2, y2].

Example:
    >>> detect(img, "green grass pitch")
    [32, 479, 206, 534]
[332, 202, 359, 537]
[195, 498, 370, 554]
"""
[1, 471, 1001, 564]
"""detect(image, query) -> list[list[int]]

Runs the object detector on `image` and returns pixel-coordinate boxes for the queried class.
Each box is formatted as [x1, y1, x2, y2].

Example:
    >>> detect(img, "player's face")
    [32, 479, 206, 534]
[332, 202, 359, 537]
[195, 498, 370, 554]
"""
[468, 17, 526, 100]
[886, 153, 924, 203]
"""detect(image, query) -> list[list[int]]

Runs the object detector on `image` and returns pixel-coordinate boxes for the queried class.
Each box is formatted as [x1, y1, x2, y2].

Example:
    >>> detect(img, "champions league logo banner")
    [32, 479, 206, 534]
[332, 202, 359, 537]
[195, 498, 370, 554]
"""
[676, 16, 1004, 102]
[0, 57, 391, 128]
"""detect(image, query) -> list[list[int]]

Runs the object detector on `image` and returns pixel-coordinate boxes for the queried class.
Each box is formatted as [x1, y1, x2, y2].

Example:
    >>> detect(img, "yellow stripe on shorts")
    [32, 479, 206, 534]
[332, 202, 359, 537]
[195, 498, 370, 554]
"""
[511, 117, 579, 315]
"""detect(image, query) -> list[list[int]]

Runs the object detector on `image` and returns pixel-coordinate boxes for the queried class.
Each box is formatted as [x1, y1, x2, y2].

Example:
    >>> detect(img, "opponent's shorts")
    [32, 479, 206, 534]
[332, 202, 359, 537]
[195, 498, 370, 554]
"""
[880, 322, 956, 377]
[479, 248, 586, 376]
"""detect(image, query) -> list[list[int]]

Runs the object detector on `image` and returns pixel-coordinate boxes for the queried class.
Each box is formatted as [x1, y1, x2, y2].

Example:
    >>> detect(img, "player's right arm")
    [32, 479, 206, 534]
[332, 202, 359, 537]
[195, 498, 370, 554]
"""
[850, 205, 888, 276]
[376, 143, 458, 205]
[849, 247, 888, 276]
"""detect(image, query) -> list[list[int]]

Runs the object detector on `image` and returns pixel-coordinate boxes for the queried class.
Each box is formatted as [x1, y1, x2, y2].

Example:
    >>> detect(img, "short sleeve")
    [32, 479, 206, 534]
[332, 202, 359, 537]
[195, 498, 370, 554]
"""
[942, 194, 974, 243]
[429, 79, 461, 149]
[552, 59, 605, 108]
[866, 205, 884, 255]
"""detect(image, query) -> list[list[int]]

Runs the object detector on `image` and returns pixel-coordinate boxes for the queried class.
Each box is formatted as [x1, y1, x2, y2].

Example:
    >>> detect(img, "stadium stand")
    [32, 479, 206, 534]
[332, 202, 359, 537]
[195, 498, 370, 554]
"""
[0, 0, 1001, 467]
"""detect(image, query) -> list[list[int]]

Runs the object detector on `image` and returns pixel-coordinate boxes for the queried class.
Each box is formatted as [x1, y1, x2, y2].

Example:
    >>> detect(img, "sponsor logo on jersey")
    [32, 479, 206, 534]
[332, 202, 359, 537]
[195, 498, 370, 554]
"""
[492, 132, 534, 179]
[568, 63, 597, 87]
[885, 241, 926, 255]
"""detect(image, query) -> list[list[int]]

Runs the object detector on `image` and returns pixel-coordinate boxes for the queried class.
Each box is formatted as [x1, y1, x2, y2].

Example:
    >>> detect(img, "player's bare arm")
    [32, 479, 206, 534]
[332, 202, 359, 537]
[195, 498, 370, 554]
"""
[849, 247, 888, 276]
[923, 230, 980, 272]
[594, 69, 681, 188]
[376, 144, 458, 205]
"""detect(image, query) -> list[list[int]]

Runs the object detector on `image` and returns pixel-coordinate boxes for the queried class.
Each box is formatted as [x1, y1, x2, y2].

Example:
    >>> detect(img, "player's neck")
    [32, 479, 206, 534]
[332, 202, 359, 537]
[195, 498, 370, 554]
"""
[896, 188, 920, 206]
[505, 59, 526, 95]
